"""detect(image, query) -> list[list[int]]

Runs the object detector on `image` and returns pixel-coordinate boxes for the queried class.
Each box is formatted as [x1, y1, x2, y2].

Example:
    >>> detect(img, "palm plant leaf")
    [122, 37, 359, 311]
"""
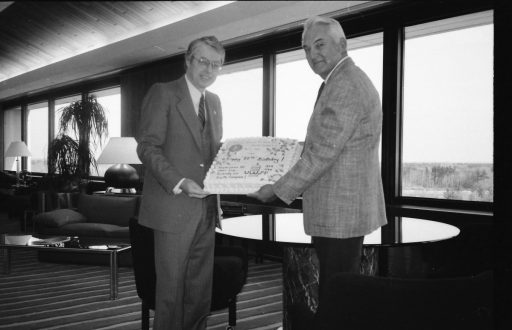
[56, 95, 108, 177]
[48, 135, 80, 177]
[59, 96, 108, 149]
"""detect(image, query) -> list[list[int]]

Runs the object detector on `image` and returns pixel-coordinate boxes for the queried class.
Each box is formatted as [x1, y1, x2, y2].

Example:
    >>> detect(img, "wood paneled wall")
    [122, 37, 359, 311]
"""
[120, 57, 185, 138]
[120, 56, 185, 180]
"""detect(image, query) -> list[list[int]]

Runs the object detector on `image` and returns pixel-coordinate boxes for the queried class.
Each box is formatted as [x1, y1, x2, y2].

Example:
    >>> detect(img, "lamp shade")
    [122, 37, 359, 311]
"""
[97, 137, 141, 191]
[5, 141, 31, 157]
[97, 137, 141, 165]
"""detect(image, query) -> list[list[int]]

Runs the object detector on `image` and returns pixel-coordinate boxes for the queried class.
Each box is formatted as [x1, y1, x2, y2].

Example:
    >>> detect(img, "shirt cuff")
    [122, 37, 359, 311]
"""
[173, 178, 186, 195]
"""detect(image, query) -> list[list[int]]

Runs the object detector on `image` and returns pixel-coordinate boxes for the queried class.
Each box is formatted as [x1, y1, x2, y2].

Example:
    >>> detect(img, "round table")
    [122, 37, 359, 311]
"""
[217, 213, 460, 246]
[217, 213, 460, 329]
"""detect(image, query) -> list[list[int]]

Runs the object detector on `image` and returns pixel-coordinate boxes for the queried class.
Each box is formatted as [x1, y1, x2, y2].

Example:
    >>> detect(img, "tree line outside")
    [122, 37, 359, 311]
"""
[402, 163, 493, 202]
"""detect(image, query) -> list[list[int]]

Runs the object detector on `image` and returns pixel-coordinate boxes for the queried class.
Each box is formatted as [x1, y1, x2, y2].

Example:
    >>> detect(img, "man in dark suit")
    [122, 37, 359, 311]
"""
[136, 36, 224, 330]
[249, 16, 387, 327]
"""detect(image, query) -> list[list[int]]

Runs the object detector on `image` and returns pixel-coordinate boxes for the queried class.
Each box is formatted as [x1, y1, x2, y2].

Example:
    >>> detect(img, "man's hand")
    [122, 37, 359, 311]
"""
[180, 178, 210, 198]
[247, 184, 277, 203]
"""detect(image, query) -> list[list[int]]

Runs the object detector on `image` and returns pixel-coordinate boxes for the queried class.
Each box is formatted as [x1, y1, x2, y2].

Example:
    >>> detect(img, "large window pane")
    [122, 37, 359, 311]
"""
[89, 87, 121, 176]
[402, 11, 493, 202]
[27, 102, 49, 173]
[208, 58, 263, 140]
[276, 33, 383, 143]
[276, 50, 322, 141]
[3, 106, 22, 171]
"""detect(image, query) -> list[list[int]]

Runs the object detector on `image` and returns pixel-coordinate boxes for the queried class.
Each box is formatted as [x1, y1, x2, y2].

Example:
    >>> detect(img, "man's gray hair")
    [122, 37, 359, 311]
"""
[185, 36, 225, 63]
[302, 16, 346, 44]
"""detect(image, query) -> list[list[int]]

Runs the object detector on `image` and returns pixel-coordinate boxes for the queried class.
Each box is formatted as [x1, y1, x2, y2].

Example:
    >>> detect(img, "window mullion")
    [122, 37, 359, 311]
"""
[381, 25, 404, 206]
[21, 103, 28, 171]
[263, 51, 276, 137]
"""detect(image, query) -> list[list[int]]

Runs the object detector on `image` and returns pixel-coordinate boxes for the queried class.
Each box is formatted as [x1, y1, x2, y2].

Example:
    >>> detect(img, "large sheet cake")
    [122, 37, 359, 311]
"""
[204, 137, 303, 194]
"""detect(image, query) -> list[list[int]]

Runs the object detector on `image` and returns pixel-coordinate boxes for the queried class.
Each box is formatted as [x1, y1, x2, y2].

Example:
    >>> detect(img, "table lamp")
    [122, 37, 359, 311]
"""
[97, 137, 142, 193]
[5, 141, 32, 187]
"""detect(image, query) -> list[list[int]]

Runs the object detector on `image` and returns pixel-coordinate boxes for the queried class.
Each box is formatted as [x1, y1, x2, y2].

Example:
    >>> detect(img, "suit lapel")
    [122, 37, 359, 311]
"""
[176, 77, 202, 150]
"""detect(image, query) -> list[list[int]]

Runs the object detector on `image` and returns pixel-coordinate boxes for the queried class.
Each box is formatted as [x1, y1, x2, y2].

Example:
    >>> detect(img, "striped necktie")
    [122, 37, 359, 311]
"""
[198, 93, 206, 129]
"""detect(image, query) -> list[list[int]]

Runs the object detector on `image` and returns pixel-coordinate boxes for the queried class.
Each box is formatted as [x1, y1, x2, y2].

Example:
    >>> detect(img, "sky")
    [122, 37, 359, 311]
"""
[402, 24, 493, 163]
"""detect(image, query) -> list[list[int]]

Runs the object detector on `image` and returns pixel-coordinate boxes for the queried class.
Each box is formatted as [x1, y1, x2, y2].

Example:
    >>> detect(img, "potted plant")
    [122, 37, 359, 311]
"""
[46, 95, 108, 191]
[45, 135, 81, 191]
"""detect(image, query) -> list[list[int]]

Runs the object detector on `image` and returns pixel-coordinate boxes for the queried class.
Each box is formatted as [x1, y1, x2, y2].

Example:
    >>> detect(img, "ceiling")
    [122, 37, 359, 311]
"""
[0, 1, 232, 83]
[0, 1, 388, 102]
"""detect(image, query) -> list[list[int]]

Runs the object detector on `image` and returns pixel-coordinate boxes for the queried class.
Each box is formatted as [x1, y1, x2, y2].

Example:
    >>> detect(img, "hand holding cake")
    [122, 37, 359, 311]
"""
[180, 177, 211, 198]
[248, 184, 277, 202]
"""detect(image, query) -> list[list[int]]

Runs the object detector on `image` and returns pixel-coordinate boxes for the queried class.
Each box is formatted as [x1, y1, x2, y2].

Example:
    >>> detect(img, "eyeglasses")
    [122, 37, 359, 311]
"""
[191, 55, 223, 71]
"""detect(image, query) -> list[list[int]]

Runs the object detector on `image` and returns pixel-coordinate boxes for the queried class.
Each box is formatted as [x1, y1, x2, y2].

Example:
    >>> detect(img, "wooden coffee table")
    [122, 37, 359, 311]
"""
[0, 233, 131, 300]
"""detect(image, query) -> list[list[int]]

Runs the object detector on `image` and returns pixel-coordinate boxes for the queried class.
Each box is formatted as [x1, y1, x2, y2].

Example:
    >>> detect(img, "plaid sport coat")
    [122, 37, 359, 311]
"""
[273, 57, 387, 239]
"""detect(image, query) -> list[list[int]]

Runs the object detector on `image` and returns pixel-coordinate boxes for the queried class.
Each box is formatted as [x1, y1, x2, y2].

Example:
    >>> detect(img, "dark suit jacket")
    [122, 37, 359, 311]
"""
[136, 76, 223, 233]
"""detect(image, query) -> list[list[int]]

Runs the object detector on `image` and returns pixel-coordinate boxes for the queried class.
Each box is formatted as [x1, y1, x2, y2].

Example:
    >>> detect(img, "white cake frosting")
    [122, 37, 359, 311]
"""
[204, 137, 303, 194]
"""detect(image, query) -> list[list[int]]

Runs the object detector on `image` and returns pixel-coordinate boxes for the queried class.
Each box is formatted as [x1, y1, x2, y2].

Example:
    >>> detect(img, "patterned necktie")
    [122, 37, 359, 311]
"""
[315, 82, 325, 106]
[198, 93, 206, 129]
[302, 82, 326, 157]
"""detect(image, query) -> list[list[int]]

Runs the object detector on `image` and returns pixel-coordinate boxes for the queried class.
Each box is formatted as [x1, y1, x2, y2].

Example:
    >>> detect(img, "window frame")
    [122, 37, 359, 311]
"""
[1, 77, 120, 176]
[2, 105, 23, 171]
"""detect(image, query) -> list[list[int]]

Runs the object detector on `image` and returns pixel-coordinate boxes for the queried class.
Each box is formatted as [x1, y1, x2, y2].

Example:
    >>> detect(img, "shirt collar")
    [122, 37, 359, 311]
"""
[185, 74, 204, 114]
[325, 55, 349, 83]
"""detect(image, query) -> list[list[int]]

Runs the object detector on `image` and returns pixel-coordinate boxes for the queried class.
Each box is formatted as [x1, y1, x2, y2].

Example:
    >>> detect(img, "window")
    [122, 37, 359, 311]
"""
[401, 11, 493, 202]
[27, 102, 49, 173]
[208, 58, 263, 140]
[89, 87, 121, 176]
[275, 50, 323, 141]
[3, 106, 22, 171]
[275, 33, 383, 143]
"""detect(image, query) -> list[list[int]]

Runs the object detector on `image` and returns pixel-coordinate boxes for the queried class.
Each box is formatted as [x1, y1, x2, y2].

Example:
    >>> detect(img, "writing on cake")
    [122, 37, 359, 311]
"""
[204, 137, 303, 194]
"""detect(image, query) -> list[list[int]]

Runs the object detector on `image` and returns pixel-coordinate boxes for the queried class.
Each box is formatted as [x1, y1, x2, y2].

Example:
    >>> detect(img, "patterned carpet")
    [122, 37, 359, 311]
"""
[0, 249, 283, 330]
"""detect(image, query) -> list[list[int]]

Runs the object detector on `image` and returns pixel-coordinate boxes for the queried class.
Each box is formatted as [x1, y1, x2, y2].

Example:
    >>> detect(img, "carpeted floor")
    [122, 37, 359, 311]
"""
[0, 249, 283, 330]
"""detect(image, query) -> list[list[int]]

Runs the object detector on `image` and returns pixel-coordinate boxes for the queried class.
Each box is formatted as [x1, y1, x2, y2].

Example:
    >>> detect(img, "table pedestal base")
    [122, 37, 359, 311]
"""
[282, 246, 378, 330]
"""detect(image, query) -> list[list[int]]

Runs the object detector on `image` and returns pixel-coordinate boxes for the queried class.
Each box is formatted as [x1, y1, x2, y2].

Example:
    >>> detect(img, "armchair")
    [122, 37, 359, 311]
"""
[129, 217, 248, 330]
[319, 271, 493, 330]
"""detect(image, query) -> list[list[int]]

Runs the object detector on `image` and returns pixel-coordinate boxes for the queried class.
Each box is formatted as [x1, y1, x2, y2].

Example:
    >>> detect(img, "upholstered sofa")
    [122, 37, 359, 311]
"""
[34, 193, 140, 242]
[33, 193, 140, 265]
